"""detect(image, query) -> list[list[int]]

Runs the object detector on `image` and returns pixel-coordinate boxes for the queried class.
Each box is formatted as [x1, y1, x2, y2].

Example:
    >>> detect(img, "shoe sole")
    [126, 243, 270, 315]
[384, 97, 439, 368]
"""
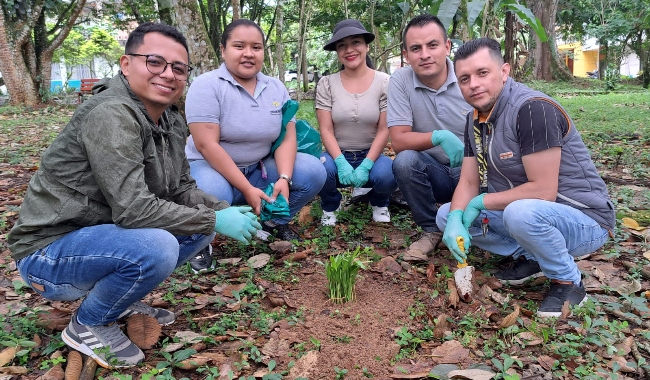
[497, 271, 544, 286]
[191, 266, 214, 274]
[62, 329, 133, 369]
[536, 294, 588, 318]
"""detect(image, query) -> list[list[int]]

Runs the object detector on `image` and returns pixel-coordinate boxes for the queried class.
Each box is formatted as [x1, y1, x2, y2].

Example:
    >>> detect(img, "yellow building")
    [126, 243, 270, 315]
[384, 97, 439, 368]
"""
[557, 40, 599, 78]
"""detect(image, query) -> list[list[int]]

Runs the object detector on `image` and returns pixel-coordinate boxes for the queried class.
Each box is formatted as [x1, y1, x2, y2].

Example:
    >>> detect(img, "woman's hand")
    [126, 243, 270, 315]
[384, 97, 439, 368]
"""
[242, 186, 272, 215]
[272, 178, 290, 203]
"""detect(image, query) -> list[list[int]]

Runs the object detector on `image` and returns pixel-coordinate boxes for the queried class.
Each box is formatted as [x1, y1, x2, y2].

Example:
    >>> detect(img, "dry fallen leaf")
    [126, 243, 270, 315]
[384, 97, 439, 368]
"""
[433, 313, 450, 339]
[426, 262, 436, 283]
[126, 314, 161, 349]
[0, 347, 17, 367]
[247, 254, 271, 269]
[621, 217, 643, 230]
[175, 355, 210, 370]
[537, 355, 558, 370]
[497, 305, 520, 329]
[616, 279, 642, 295]
[447, 279, 459, 309]
[560, 301, 572, 320]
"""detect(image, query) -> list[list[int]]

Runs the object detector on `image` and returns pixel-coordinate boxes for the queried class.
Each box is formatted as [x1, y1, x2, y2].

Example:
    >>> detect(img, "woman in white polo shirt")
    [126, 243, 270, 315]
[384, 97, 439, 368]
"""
[184, 19, 326, 271]
[316, 19, 397, 226]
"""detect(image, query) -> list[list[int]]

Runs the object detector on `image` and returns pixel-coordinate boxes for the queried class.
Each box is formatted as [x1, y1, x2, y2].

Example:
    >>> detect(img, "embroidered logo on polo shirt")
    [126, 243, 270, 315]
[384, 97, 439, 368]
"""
[499, 151, 514, 160]
[272, 101, 280, 107]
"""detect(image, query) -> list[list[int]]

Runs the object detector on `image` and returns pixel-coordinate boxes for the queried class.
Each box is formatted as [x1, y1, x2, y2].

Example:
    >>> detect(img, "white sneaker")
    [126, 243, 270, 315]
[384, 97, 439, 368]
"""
[321, 211, 337, 226]
[371, 206, 390, 223]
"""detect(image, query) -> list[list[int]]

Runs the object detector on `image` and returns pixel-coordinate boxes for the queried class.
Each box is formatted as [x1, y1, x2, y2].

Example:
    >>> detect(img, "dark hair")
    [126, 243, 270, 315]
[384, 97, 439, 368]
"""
[125, 22, 189, 57]
[221, 19, 265, 47]
[401, 14, 447, 51]
[454, 38, 504, 65]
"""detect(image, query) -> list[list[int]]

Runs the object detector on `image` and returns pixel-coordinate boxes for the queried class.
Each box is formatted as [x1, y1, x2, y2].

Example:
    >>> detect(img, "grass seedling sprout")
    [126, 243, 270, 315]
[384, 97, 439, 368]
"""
[325, 247, 366, 303]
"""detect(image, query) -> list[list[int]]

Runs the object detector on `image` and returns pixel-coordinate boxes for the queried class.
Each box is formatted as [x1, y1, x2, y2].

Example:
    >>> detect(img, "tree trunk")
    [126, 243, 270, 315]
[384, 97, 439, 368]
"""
[504, 11, 515, 67]
[526, 0, 572, 81]
[275, 0, 284, 82]
[0, 0, 86, 106]
[170, 0, 219, 76]
[158, 0, 174, 25]
[232, 0, 240, 20]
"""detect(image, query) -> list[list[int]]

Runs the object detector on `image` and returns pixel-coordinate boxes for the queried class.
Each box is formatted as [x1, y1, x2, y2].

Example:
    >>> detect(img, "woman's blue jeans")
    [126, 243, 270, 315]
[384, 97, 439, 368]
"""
[319, 151, 398, 212]
[436, 199, 610, 285]
[189, 153, 326, 225]
[16, 224, 214, 326]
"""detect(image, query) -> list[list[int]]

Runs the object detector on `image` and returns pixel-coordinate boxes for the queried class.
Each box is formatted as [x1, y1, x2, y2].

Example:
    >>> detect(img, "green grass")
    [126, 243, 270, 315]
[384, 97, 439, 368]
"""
[295, 99, 318, 129]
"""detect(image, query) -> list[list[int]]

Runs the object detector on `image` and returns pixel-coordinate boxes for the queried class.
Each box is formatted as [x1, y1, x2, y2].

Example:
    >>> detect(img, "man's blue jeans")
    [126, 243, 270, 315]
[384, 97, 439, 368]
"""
[319, 151, 397, 212]
[392, 150, 460, 232]
[16, 224, 214, 326]
[436, 200, 610, 285]
[190, 153, 326, 224]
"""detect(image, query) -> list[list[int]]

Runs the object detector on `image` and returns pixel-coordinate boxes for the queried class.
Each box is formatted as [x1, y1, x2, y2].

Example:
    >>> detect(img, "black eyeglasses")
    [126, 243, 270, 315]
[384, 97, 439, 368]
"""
[128, 53, 193, 81]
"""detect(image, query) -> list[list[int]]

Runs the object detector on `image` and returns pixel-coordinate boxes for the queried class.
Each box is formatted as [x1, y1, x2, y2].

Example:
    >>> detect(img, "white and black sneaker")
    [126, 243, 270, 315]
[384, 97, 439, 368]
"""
[189, 245, 215, 274]
[494, 257, 544, 285]
[117, 301, 175, 325]
[537, 281, 587, 318]
[62, 312, 144, 368]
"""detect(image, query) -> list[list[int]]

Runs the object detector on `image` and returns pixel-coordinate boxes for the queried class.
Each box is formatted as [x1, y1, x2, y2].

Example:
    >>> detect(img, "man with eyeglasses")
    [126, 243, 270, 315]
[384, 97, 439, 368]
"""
[8, 22, 261, 368]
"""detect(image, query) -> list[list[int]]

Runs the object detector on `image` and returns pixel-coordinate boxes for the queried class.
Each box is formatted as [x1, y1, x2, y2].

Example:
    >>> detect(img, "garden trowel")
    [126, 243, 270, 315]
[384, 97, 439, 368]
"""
[454, 236, 474, 302]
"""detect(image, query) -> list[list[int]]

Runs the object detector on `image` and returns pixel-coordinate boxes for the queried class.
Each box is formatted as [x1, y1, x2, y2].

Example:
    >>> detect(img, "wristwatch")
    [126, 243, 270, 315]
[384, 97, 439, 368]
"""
[278, 174, 293, 186]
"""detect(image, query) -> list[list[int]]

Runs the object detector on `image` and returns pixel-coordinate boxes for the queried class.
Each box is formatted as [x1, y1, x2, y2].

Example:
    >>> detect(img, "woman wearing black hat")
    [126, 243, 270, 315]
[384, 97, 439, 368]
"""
[316, 19, 397, 226]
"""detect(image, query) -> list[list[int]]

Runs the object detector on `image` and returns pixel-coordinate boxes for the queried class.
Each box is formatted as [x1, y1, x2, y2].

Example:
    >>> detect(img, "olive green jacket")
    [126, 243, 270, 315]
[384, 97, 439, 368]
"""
[8, 73, 227, 260]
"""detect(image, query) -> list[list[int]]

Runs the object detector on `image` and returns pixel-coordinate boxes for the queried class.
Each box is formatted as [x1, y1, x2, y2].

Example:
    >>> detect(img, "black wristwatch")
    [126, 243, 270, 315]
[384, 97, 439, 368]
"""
[278, 174, 293, 186]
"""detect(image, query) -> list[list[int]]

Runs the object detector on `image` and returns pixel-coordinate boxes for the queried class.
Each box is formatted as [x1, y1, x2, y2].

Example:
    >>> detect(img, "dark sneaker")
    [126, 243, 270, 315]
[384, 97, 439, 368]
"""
[494, 257, 543, 285]
[118, 301, 175, 326]
[537, 281, 587, 318]
[189, 245, 214, 274]
[261, 221, 303, 242]
[62, 312, 144, 368]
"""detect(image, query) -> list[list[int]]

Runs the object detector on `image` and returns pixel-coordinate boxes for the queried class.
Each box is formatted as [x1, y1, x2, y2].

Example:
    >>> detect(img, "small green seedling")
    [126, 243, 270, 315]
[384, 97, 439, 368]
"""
[324, 247, 366, 303]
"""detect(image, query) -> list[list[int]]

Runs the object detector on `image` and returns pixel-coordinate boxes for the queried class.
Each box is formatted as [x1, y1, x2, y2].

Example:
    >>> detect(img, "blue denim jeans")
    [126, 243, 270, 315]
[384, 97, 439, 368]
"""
[16, 224, 214, 326]
[436, 200, 610, 285]
[319, 151, 398, 212]
[190, 153, 326, 224]
[392, 150, 460, 232]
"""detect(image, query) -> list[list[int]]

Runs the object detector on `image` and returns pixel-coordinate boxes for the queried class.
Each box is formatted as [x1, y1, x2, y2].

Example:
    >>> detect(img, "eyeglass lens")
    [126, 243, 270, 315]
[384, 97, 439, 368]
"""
[145, 55, 191, 80]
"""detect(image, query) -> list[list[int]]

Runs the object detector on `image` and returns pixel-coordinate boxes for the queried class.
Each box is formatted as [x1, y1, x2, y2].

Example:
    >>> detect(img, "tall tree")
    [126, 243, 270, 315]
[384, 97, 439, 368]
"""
[169, 0, 219, 76]
[275, 0, 284, 81]
[0, 0, 87, 105]
[526, 0, 572, 80]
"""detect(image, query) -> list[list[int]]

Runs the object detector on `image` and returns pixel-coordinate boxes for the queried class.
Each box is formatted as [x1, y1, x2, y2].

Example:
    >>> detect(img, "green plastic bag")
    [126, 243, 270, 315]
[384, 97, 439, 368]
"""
[271, 100, 322, 157]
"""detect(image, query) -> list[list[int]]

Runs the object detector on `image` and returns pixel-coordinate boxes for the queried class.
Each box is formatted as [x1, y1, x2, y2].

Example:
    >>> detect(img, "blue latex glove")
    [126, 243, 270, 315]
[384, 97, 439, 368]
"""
[462, 193, 486, 228]
[352, 158, 374, 187]
[334, 154, 356, 186]
[214, 206, 262, 244]
[431, 130, 464, 168]
[442, 209, 471, 263]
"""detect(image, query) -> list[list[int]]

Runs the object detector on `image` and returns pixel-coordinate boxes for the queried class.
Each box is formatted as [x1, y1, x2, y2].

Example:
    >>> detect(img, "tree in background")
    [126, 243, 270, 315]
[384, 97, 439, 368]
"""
[0, 0, 87, 105]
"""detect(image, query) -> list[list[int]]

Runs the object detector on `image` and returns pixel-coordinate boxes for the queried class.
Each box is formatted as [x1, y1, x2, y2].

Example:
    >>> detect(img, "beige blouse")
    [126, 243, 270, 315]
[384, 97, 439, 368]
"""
[315, 70, 390, 151]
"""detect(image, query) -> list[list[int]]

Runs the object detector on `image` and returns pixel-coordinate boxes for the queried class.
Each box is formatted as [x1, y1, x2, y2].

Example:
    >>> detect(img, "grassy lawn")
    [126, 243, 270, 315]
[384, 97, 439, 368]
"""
[1, 82, 650, 379]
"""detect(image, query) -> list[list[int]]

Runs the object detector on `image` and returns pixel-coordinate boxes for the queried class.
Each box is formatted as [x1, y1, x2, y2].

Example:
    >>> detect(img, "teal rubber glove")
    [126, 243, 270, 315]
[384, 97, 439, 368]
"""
[214, 206, 262, 244]
[442, 209, 471, 264]
[334, 154, 356, 186]
[431, 130, 464, 168]
[462, 193, 486, 228]
[352, 158, 374, 187]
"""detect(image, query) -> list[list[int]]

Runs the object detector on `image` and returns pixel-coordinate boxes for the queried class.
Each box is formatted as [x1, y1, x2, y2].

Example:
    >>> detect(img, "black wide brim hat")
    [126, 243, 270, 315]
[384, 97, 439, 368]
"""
[323, 19, 375, 51]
